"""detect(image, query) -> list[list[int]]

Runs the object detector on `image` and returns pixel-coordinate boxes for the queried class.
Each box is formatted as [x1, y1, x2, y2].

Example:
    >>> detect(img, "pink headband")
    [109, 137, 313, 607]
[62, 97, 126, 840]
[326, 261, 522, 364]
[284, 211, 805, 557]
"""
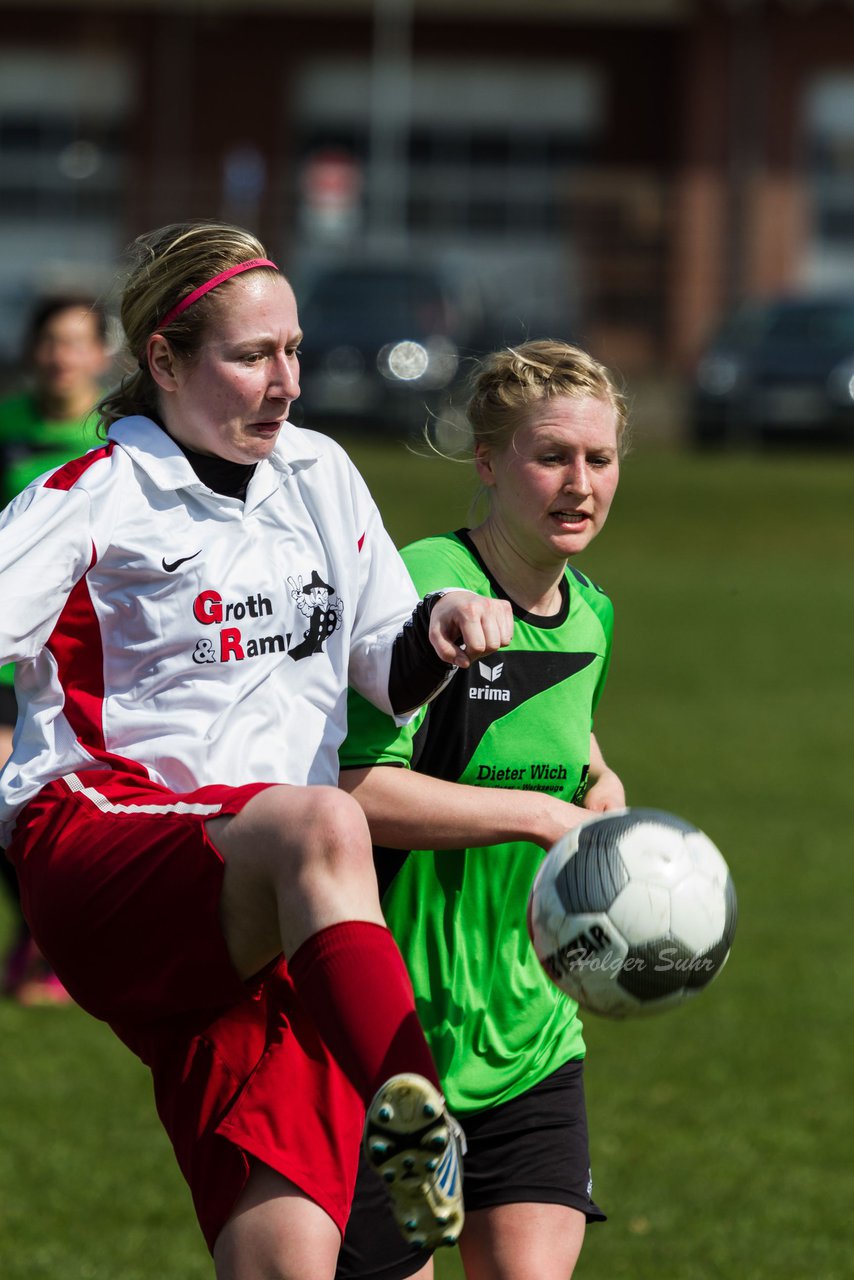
[155, 257, 279, 330]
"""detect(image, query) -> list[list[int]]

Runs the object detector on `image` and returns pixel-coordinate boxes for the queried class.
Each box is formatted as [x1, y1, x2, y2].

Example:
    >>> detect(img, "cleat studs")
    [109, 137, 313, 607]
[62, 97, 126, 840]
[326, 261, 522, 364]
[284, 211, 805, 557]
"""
[367, 1078, 463, 1254]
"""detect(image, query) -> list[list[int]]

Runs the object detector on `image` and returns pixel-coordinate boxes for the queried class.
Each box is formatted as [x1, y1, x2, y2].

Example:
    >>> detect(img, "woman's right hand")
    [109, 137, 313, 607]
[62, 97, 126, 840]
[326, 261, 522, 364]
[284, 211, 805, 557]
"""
[526, 796, 592, 851]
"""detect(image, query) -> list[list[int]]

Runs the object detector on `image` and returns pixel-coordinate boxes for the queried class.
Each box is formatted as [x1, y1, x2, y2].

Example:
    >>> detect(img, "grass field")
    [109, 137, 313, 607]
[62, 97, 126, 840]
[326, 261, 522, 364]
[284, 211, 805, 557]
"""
[1, 441, 852, 1278]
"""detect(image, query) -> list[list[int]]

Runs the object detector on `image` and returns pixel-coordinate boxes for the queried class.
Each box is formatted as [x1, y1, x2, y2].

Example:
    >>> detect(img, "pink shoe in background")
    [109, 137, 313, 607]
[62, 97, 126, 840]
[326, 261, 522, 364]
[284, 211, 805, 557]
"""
[3, 935, 73, 1006]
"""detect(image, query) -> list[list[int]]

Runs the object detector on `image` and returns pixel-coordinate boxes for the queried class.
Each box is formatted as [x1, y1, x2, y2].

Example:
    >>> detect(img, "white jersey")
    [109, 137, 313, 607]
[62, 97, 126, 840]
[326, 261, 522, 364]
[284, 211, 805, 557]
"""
[0, 415, 419, 843]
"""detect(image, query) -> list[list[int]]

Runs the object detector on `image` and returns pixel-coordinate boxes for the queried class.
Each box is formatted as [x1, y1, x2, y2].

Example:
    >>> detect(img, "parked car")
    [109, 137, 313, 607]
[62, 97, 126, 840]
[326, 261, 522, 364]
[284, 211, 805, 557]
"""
[294, 260, 483, 435]
[693, 294, 854, 446]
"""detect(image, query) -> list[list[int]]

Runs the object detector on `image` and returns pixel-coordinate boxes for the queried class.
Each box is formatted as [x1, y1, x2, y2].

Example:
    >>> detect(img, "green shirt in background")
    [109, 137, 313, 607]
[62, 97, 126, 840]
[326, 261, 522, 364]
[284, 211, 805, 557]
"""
[341, 529, 615, 1114]
[0, 393, 100, 688]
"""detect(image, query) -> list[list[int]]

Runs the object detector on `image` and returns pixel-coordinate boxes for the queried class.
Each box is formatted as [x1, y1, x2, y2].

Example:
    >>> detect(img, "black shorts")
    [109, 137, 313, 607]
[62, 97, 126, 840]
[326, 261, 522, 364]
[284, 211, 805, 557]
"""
[335, 1059, 606, 1280]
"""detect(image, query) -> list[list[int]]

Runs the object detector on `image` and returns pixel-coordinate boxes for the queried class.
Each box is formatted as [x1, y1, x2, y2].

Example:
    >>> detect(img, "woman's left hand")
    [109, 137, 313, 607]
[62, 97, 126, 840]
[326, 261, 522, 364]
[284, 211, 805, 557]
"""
[428, 590, 514, 668]
[583, 767, 627, 812]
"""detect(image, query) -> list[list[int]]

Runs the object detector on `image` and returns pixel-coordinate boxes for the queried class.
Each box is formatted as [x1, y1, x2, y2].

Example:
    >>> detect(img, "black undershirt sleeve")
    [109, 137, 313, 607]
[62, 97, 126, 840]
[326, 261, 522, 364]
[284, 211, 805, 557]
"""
[388, 592, 456, 716]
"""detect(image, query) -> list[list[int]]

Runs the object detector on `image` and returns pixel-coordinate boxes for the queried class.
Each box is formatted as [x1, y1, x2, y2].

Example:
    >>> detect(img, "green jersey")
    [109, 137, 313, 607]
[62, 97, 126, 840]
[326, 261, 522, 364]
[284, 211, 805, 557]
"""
[0, 393, 100, 688]
[0, 393, 99, 502]
[341, 530, 614, 1114]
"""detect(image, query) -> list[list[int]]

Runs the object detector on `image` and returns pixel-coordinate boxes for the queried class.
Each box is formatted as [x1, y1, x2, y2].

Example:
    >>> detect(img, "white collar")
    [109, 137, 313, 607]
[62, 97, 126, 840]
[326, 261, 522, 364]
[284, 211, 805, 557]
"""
[108, 416, 321, 495]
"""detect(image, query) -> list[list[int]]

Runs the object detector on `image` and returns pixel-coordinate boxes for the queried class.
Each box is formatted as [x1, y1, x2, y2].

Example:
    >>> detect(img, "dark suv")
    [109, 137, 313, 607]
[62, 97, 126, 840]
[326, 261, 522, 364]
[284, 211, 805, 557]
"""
[295, 261, 479, 434]
[693, 294, 854, 447]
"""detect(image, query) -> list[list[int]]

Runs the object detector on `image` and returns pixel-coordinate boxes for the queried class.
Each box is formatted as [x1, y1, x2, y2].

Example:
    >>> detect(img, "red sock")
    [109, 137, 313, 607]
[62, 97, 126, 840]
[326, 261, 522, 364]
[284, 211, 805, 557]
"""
[288, 920, 441, 1105]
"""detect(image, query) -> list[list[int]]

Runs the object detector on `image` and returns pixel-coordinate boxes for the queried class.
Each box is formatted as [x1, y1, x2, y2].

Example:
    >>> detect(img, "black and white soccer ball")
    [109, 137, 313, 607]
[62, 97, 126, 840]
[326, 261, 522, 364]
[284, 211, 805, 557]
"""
[528, 808, 737, 1018]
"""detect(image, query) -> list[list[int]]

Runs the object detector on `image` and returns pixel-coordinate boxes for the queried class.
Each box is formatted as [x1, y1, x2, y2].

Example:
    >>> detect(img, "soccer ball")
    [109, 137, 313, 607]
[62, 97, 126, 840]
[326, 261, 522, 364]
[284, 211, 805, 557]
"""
[527, 808, 737, 1018]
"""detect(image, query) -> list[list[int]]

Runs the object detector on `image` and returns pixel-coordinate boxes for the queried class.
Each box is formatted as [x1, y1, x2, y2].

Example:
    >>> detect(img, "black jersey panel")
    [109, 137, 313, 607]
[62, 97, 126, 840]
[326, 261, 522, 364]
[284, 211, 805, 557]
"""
[412, 649, 597, 782]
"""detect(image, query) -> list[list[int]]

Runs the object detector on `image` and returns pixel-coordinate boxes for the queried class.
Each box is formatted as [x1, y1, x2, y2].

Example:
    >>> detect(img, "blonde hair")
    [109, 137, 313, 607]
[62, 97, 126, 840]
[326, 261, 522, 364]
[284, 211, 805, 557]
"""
[97, 221, 280, 429]
[467, 339, 629, 455]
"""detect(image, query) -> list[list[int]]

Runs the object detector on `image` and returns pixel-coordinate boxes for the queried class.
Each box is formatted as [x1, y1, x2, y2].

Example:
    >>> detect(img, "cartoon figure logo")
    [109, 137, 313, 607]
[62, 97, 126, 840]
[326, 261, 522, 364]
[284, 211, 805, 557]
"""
[287, 569, 344, 660]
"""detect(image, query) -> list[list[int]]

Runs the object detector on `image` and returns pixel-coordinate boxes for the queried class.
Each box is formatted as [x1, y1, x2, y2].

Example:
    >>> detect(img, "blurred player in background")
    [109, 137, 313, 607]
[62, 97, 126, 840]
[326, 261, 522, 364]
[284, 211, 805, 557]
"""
[337, 340, 628, 1280]
[0, 295, 110, 1004]
[0, 220, 521, 1278]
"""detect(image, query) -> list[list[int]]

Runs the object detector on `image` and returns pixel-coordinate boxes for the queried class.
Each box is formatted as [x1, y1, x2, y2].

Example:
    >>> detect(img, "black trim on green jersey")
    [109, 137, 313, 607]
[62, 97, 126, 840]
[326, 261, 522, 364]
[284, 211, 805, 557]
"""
[456, 529, 570, 628]
[406, 532, 595, 784]
[373, 844, 410, 902]
[411, 648, 597, 784]
[567, 562, 608, 595]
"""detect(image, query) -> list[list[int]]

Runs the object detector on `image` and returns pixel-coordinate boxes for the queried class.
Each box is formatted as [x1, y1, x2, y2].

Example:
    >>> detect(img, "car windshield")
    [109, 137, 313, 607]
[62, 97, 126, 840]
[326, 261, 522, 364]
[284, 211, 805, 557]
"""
[712, 298, 854, 349]
[303, 269, 447, 325]
[762, 301, 854, 345]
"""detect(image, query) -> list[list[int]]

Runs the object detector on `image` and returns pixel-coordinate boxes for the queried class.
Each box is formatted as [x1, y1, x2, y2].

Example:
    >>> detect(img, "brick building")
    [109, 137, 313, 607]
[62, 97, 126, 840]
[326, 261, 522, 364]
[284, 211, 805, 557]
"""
[1, 0, 854, 372]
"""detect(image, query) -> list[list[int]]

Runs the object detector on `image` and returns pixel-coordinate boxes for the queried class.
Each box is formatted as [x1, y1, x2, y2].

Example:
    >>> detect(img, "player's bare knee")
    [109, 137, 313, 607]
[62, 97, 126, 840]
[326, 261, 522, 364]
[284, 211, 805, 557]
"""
[269, 789, 381, 946]
[304, 784, 368, 845]
[210, 785, 372, 903]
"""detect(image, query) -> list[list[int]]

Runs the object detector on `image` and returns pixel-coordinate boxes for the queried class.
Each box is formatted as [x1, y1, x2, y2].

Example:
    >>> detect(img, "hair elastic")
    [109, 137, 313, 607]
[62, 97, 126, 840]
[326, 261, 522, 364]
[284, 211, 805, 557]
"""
[155, 257, 279, 331]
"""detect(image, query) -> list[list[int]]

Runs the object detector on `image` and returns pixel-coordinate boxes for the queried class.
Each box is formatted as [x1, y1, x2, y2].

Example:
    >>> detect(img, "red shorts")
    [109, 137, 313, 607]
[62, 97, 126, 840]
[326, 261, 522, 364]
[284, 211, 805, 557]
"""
[7, 768, 365, 1252]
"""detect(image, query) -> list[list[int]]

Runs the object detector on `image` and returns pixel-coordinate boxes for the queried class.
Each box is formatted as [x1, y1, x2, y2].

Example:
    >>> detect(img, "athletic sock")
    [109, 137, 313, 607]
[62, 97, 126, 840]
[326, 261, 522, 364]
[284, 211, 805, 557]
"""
[288, 920, 441, 1105]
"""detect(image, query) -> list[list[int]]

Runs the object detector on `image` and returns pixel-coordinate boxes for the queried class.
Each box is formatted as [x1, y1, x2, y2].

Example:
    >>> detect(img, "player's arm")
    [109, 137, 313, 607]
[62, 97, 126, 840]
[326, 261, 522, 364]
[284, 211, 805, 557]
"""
[582, 732, 626, 812]
[387, 590, 513, 716]
[346, 465, 512, 717]
[339, 764, 588, 852]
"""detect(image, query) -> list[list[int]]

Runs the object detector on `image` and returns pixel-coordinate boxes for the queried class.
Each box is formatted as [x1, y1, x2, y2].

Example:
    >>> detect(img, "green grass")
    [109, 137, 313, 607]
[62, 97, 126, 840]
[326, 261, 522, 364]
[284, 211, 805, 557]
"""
[2, 442, 853, 1278]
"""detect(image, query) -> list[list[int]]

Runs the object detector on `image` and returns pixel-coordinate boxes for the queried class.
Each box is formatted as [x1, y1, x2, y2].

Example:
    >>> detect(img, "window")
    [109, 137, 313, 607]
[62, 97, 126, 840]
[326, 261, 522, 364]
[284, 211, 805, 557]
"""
[804, 74, 854, 285]
[0, 49, 134, 363]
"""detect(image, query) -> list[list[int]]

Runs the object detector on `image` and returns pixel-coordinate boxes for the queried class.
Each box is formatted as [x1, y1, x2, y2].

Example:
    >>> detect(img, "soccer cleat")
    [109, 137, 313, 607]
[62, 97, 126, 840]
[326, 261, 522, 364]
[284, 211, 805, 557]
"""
[364, 1073, 465, 1250]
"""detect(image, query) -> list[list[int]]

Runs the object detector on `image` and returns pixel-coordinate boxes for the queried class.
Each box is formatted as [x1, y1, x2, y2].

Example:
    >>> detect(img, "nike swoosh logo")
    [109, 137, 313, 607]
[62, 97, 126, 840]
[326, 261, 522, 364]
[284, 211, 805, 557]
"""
[162, 550, 201, 573]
